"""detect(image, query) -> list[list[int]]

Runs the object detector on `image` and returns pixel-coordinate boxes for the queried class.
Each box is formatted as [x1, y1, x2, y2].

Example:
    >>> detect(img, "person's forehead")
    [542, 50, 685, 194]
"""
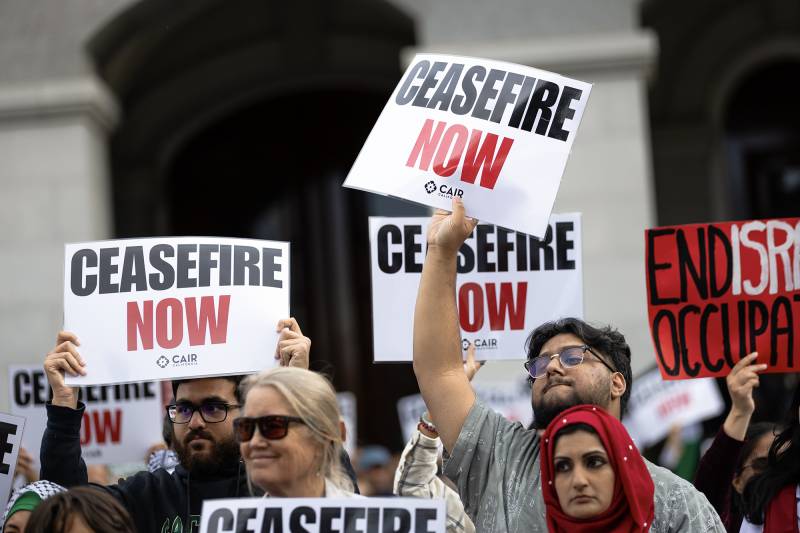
[176, 377, 237, 402]
[243, 385, 293, 415]
[554, 429, 604, 454]
[539, 333, 585, 356]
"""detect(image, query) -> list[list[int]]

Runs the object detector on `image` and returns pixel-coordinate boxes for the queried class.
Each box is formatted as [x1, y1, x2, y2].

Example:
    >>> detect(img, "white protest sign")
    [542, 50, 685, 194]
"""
[64, 237, 290, 385]
[8, 365, 163, 465]
[0, 412, 25, 512]
[344, 53, 592, 239]
[200, 497, 446, 533]
[370, 214, 582, 362]
[336, 392, 357, 457]
[623, 366, 725, 448]
[397, 379, 532, 443]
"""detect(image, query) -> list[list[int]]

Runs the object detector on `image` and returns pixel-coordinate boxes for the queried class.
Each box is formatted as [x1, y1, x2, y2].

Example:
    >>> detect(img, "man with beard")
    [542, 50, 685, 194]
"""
[412, 199, 724, 532]
[39, 319, 312, 533]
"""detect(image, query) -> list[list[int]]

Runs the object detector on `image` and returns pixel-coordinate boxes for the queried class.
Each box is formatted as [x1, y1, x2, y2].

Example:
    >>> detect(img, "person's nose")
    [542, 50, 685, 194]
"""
[545, 353, 565, 377]
[571, 465, 589, 491]
[187, 409, 206, 431]
[249, 425, 269, 448]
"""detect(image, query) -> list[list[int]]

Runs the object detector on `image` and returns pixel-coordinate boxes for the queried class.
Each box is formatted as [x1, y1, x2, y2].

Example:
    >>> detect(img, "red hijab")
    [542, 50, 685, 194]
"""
[540, 404, 655, 533]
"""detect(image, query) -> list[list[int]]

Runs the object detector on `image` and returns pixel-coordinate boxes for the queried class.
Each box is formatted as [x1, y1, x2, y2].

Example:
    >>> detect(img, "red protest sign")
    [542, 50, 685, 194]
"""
[646, 218, 800, 379]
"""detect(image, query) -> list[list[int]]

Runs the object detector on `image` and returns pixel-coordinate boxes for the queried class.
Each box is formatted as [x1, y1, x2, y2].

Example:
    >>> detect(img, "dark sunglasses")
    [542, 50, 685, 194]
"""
[233, 415, 306, 442]
[524, 345, 617, 380]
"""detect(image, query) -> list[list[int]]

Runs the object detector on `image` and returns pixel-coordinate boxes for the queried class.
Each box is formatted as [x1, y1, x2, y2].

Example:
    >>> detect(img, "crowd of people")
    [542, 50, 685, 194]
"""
[2, 199, 799, 532]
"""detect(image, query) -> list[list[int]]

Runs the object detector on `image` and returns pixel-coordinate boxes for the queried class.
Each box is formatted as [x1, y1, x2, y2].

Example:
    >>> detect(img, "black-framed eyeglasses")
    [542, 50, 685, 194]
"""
[524, 345, 617, 380]
[166, 402, 241, 424]
[233, 415, 306, 442]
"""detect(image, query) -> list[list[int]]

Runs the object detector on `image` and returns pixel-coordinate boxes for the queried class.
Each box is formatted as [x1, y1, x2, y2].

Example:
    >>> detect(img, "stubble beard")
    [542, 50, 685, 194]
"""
[531, 378, 612, 429]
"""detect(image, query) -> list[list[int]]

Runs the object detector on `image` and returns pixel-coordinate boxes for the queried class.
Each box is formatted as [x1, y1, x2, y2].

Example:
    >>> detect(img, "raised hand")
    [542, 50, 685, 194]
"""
[723, 352, 767, 440]
[43, 331, 85, 408]
[463, 342, 484, 382]
[275, 318, 311, 369]
[426, 198, 478, 256]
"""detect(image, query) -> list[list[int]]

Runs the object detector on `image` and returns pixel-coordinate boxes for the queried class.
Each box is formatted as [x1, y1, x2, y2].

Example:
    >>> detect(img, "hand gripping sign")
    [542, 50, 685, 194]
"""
[646, 218, 800, 379]
[200, 497, 446, 533]
[344, 53, 592, 239]
[369, 214, 583, 361]
[64, 237, 290, 385]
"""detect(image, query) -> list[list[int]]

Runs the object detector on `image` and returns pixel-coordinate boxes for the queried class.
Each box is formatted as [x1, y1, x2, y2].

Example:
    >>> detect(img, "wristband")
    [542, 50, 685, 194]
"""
[418, 414, 438, 435]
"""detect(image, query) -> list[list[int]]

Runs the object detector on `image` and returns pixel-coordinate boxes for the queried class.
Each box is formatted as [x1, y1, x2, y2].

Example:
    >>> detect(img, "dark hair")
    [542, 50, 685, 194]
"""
[729, 422, 779, 517]
[170, 375, 247, 404]
[552, 422, 598, 449]
[162, 412, 173, 447]
[741, 385, 800, 524]
[24, 486, 135, 533]
[526, 318, 633, 415]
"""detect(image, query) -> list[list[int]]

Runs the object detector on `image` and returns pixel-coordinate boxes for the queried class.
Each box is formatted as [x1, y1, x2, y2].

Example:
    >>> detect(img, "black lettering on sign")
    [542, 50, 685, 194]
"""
[404, 225, 423, 273]
[71, 249, 98, 296]
[653, 310, 680, 377]
[262, 508, 283, 533]
[120, 246, 147, 292]
[149, 245, 175, 290]
[395, 60, 430, 106]
[320, 507, 341, 533]
[0, 421, 18, 475]
[412, 61, 448, 108]
[377, 225, 403, 274]
[261, 248, 283, 288]
[428, 64, 464, 111]
[13, 371, 31, 406]
[647, 229, 680, 305]
[476, 225, 496, 272]
[451, 66, 485, 115]
[289, 506, 316, 533]
[414, 509, 438, 533]
[235, 507, 258, 533]
[382, 508, 411, 533]
[555, 222, 575, 270]
[205, 508, 234, 533]
[344, 507, 366, 533]
[548, 86, 583, 141]
[98, 247, 120, 294]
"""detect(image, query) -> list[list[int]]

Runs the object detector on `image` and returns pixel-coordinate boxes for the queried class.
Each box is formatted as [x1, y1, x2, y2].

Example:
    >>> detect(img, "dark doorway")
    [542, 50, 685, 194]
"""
[723, 61, 800, 220]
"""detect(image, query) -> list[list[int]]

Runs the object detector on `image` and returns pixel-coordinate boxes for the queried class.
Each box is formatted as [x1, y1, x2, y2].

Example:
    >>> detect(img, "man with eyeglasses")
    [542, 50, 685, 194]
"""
[412, 199, 724, 532]
[38, 318, 313, 533]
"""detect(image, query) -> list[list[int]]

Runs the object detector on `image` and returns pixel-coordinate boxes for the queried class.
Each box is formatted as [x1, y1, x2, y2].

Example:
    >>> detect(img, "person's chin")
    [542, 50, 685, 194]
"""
[566, 500, 602, 519]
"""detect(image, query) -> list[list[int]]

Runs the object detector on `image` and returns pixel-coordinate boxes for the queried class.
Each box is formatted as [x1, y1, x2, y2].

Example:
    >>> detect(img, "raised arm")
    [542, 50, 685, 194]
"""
[40, 331, 89, 486]
[413, 198, 478, 451]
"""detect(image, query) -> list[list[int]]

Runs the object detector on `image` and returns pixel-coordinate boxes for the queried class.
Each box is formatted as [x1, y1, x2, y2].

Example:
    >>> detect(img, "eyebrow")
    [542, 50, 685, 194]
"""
[553, 448, 607, 460]
[538, 344, 584, 357]
[176, 395, 231, 404]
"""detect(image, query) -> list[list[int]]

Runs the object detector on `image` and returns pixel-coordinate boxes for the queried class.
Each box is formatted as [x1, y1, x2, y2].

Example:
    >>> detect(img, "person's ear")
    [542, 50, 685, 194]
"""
[610, 372, 626, 401]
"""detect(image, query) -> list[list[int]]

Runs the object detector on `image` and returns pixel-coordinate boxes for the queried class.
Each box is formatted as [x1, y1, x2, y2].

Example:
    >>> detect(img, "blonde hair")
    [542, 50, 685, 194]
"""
[240, 367, 352, 493]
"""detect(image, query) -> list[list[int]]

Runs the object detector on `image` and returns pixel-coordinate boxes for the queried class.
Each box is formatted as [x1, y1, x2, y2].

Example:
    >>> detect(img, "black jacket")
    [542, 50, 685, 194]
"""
[41, 402, 248, 533]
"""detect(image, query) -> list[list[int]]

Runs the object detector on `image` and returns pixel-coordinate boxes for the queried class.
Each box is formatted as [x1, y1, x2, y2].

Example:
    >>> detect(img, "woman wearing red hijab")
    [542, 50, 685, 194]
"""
[540, 404, 655, 532]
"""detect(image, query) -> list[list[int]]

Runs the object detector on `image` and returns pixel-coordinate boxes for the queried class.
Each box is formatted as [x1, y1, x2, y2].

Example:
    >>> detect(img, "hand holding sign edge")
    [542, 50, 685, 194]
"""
[723, 352, 767, 441]
[43, 330, 84, 409]
[426, 198, 478, 257]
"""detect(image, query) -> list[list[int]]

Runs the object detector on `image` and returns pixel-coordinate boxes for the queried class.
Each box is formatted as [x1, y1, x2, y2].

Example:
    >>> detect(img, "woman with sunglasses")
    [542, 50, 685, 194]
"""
[540, 404, 655, 532]
[234, 367, 356, 498]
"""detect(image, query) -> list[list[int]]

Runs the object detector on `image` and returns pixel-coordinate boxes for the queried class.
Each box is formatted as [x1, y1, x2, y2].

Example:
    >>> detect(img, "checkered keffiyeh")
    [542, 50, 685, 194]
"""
[2, 480, 66, 525]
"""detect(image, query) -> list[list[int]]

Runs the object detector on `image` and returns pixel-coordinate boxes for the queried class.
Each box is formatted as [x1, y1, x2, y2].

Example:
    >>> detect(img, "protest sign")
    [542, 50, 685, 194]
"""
[336, 392, 357, 457]
[623, 366, 724, 448]
[0, 412, 25, 512]
[8, 365, 162, 465]
[646, 218, 800, 379]
[344, 53, 592, 239]
[200, 497, 446, 533]
[370, 214, 582, 361]
[63, 237, 290, 385]
[397, 379, 532, 443]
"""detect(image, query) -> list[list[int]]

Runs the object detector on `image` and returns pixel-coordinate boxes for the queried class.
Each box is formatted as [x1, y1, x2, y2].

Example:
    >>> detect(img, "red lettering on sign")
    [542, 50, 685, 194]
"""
[127, 296, 231, 350]
[459, 282, 527, 332]
[406, 119, 513, 190]
[80, 409, 122, 445]
[656, 392, 690, 418]
[486, 282, 527, 330]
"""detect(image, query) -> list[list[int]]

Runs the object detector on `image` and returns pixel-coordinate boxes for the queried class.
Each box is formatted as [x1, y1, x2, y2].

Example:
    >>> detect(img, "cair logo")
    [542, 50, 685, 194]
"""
[156, 353, 199, 369]
[423, 180, 464, 199]
[462, 338, 498, 350]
